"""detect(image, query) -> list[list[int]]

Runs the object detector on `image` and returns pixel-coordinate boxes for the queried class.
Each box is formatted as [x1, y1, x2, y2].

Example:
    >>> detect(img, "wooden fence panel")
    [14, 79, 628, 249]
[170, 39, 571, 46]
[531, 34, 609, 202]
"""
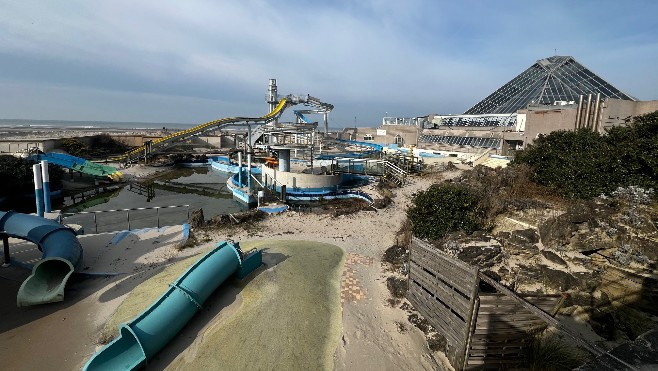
[408, 238, 479, 369]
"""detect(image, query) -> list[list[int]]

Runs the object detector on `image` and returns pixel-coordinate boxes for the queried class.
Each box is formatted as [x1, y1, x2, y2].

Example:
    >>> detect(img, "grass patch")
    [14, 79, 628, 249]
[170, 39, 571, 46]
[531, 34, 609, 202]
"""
[525, 333, 588, 370]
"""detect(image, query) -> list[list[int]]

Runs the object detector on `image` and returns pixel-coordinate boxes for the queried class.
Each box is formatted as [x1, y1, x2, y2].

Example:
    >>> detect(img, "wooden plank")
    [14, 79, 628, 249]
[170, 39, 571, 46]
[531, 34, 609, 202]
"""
[477, 273, 606, 357]
[408, 284, 466, 337]
[413, 237, 475, 272]
[411, 243, 477, 282]
[410, 259, 475, 300]
[410, 243, 477, 288]
[409, 289, 465, 348]
[469, 347, 525, 355]
[409, 249, 476, 294]
[409, 284, 468, 340]
[410, 265, 472, 319]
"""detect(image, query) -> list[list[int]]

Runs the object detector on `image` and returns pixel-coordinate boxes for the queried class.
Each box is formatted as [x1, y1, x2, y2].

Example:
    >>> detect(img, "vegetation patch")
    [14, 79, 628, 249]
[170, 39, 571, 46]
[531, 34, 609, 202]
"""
[407, 183, 483, 241]
[524, 333, 588, 370]
[386, 276, 408, 298]
[514, 111, 658, 199]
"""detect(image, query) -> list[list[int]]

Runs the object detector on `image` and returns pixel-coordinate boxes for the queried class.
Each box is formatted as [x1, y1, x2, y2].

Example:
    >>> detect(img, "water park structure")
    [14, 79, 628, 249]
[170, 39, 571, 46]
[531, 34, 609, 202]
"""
[83, 240, 262, 370]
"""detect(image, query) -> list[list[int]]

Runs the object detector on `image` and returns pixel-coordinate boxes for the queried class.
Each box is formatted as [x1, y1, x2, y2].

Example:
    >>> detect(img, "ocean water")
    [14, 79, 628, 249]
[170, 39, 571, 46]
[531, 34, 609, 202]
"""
[0, 118, 347, 132]
[0, 118, 196, 131]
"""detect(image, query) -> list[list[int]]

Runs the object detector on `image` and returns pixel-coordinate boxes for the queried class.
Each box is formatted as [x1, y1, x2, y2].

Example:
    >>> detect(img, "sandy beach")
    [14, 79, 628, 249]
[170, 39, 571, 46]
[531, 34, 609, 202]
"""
[0, 160, 458, 370]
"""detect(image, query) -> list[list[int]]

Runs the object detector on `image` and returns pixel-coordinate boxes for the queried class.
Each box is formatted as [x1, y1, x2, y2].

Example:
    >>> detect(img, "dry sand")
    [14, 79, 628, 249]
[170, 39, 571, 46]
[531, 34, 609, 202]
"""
[0, 164, 460, 370]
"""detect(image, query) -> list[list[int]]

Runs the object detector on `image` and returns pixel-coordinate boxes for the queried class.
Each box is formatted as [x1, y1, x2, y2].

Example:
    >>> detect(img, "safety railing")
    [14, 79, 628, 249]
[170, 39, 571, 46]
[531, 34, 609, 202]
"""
[61, 205, 190, 233]
[331, 158, 406, 186]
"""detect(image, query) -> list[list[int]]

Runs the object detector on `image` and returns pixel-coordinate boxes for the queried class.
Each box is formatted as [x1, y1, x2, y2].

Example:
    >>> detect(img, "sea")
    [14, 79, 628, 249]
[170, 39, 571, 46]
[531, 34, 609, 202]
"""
[0, 118, 196, 131]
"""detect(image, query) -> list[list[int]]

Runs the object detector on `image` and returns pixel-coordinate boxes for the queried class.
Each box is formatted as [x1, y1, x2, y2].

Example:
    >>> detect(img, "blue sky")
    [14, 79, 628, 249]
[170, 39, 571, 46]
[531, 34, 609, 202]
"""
[1, 0, 656, 127]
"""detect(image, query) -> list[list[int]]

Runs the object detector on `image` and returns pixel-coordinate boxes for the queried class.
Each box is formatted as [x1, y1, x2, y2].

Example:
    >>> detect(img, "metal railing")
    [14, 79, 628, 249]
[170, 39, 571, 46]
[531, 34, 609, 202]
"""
[331, 158, 407, 185]
[61, 204, 190, 233]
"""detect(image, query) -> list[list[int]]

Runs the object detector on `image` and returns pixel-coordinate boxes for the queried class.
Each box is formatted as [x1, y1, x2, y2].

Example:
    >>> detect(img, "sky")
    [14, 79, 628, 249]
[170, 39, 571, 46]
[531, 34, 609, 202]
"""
[1, 1, 657, 127]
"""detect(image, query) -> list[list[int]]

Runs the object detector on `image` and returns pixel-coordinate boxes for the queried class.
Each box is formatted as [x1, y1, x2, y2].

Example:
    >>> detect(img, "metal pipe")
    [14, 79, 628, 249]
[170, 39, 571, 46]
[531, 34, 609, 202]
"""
[40, 160, 52, 213]
[2, 233, 9, 267]
[575, 95, 584, 129]
[237, 152, 243, 186]
[583, 94, 592, 129]
[593, 93, 601, 132]
[247, 153, 252, 191]
[33, 164, 44, 217]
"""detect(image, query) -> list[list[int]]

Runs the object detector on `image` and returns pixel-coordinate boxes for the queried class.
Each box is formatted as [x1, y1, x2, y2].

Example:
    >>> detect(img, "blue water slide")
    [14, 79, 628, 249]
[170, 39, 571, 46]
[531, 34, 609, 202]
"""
[293, 110, 311, 123]
[0, 211, 83, 306]
[31, 153, 122, 181]
[334, 139, 383, 152]
[84, 241, 262, 371]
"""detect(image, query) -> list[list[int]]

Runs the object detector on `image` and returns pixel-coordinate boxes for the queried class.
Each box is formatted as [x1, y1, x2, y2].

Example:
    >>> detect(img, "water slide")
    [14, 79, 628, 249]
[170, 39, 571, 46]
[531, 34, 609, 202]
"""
[83, 241, 262, 371]
[31, 153, 123, 181]
[115, 98, 291, 162]
[0, 210, 83, 306]
[334, 139, 384, 152]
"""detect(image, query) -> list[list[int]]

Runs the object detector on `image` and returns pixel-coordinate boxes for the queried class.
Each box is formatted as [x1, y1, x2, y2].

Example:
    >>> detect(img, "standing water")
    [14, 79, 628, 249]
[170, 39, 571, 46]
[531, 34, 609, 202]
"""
[61, 166, 247, 233]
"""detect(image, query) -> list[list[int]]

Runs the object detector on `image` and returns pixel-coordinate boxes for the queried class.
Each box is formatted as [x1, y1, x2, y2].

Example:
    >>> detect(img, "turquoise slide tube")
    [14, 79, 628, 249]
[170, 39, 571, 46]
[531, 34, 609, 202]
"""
[84, 241, 261, 370]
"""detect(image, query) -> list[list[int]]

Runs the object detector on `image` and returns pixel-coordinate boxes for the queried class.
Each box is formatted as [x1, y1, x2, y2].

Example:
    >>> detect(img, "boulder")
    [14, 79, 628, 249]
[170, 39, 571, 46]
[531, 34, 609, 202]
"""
[541, 250, 568, 267]
[540, 266, 578, 291]
[457, 244, 502, 268]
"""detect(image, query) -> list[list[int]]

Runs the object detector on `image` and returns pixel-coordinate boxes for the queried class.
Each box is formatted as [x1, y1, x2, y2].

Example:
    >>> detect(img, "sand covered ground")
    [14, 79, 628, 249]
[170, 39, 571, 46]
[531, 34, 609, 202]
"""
[0, 163, 460, 370]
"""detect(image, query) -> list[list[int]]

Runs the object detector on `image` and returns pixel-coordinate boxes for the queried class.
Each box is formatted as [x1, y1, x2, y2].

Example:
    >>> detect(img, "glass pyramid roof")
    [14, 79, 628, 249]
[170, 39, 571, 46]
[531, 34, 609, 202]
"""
[464, 56, 635, 115]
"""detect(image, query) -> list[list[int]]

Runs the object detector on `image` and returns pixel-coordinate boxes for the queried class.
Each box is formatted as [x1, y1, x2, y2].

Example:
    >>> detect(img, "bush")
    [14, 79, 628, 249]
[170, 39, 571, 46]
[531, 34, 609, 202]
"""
[525, 333, 587, 370]
[60, 138, 88, 157]
[88, 134, 129, 155]
[407, 183, 483, 240]
[514, 111, 658, 199]
[0, 155, 63, 196]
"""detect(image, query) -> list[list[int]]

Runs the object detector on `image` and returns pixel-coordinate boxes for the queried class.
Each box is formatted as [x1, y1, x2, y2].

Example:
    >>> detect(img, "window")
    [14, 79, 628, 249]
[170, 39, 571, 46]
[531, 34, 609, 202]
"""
[394, 135, 404, 145]
[363, 134, 374, 141]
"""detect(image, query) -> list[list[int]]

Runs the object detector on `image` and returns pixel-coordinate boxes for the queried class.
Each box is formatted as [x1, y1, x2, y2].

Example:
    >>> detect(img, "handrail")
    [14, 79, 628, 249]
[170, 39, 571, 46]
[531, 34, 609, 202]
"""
[61, 205, 190, 233]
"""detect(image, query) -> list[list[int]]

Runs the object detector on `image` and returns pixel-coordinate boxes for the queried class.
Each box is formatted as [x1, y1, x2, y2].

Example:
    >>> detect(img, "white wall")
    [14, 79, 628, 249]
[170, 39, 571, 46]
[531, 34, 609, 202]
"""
[261, 165, 343, 189]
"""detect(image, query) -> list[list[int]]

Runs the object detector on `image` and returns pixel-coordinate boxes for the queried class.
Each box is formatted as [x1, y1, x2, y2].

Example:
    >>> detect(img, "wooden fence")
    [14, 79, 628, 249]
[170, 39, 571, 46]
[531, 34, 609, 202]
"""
[408, 238, 479, 368]
[408, 238, 565, 370]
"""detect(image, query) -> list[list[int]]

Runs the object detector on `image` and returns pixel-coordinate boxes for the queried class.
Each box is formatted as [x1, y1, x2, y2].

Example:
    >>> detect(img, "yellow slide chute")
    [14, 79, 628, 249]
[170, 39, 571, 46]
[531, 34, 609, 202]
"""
[114, 98, 290, 162]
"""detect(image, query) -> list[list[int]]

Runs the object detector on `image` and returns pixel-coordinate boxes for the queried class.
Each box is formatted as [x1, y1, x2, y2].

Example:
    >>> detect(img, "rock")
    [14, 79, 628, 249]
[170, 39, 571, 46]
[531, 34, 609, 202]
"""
[541, 250, 568, 267]
[189, 208, 205, 228]
[540, 266, 578, 291]
[511, 228, 540, 244]
[457, 244, 502, 268]
[539, 215, 578, 250]
[502, 240, 539, 257]
[590, 310, 617, 340]
[567, 203, 595, 223]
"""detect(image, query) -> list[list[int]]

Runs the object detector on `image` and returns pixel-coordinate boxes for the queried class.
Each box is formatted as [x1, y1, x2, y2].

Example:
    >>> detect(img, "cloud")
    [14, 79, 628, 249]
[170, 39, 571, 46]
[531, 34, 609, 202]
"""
[0, 0, 656, 125]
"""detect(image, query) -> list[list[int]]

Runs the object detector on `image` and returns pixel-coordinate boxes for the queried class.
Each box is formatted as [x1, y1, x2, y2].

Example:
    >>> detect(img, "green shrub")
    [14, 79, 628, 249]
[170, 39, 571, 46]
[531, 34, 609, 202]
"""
[525, 333, 588, 370]
[514, 111, 658, 199]
[60, 138, 88, 157]
[0, 155, 64, 196]
[407, 183, 483, 240]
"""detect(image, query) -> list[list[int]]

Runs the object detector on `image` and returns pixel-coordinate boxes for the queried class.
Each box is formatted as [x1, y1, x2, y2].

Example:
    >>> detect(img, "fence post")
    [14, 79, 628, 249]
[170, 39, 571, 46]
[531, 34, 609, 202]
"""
[127, 210, 131, 230]
[94, 213, 98, 233]
[2, 233, 10, 267]
[156, 207, 160, 228]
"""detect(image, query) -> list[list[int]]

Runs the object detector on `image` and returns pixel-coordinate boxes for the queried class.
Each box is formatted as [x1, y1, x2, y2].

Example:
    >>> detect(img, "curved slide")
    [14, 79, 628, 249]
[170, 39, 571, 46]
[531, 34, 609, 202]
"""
[115, 98, 291, 162]
[334, 139, 384, 152]
[0, 211, 83, 306]
[84, 241, 262, 371]
[31, 153, 122, 181]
